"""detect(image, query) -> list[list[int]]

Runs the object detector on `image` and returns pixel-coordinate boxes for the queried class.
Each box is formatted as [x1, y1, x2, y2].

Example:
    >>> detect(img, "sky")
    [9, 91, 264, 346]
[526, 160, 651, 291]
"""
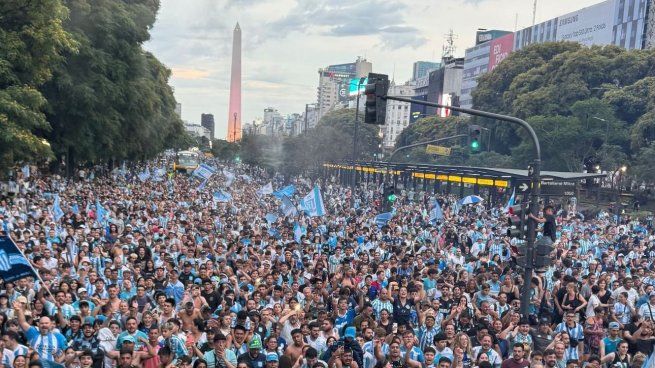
[144, 0, 604, 140]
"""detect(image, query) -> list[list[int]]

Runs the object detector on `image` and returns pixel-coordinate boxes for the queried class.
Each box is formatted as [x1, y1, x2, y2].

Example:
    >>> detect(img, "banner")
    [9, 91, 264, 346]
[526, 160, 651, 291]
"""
[280, 195, 298, 217]
[53, 195, 64, 222]
[375, 212, 393, 228]
[213, 190, 232, 203]
[273, 185, 295, 199]
[192, 164, 217, 181]
[299, 186, 326, 217]
[258, 183, 274, 196]
[0, 236, 38, 282]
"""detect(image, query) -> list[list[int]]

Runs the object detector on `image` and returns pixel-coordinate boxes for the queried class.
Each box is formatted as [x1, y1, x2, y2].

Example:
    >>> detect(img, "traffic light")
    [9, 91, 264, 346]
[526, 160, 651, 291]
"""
[468, 125, 482, 152]
[382, 185, 396, 212]
[364, 73, 389, 125]
[507, 204, 526, 238]
[534, 237, 555, 269]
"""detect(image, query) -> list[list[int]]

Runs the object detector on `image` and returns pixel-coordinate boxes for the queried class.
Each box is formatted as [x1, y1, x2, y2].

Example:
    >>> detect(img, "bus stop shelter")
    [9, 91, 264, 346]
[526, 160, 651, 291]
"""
[322, 161, 606, 204]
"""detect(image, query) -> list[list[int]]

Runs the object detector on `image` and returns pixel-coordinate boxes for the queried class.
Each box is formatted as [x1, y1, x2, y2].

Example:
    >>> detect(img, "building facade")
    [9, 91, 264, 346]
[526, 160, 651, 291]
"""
[200, 113, 215, 140]
[316, 57, 372, 120]
[412, 61, 441, 81]
[383, 82, 415, 148]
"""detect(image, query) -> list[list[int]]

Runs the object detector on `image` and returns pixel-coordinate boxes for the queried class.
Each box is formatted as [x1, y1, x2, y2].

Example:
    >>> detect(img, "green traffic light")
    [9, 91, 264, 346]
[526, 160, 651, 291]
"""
[471, 140, 480, 150]
[388, 194, 397, 202]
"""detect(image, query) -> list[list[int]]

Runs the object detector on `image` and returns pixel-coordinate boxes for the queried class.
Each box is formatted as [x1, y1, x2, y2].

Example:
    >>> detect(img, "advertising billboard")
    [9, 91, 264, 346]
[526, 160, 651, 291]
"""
[488, 33, 515, 71]
[476, 29, 512, 45]
[555, 1, 615, 46]
[326, 63, 357, 75]
[348, 78, 368, 96]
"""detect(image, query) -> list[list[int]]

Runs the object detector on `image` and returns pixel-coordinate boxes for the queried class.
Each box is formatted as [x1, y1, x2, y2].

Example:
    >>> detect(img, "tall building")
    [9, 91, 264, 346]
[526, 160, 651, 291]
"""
[201, 114, 215, 140]
[412, 61, 441, 80]
[262, 107, 283, 136]
[227, 22, 242, 142]
[461, 0, 653, 108]
[383, 82, 415, 148]
[316, 57, 372, 120]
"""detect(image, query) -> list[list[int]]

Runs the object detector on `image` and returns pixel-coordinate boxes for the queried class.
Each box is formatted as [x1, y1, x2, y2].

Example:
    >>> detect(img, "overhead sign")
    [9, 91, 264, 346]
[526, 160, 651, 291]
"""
[555, 0, 614, 46]
[426, 145, 452, 156]
[540, 181, 576, 196]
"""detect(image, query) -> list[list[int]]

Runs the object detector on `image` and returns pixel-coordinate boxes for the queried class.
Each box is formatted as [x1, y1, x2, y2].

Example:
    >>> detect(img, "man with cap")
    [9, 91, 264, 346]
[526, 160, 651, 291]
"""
[531, 318, 554, 353]
[204, 333, 237, 368]
[600, 322, 623, 356]
[72, 318, 104, 365]
[238, 335, 266, 368]
[266, 352, 279, 368]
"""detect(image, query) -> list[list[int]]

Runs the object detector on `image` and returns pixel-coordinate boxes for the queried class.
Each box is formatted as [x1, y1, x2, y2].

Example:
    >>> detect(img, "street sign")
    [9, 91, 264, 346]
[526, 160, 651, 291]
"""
[425, 145, 451, 156]
[540, 181, 576, 197]
[518, 182, 530, 193]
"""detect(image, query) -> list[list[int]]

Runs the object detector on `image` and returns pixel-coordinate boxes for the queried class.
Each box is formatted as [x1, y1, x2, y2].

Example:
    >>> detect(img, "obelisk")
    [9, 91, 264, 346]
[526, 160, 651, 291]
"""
[227, 22, 241, 142]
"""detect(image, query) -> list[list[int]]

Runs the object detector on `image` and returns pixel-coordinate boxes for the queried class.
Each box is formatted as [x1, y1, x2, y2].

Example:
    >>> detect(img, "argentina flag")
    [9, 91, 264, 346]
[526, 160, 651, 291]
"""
[299, 186, 326, 217]
[0, 236, 38, 282]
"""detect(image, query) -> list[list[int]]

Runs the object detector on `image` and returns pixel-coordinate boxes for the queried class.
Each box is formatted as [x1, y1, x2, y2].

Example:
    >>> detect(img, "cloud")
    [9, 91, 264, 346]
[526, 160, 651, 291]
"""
[266, 0, 426, 49]
[171, 68, 212, 80]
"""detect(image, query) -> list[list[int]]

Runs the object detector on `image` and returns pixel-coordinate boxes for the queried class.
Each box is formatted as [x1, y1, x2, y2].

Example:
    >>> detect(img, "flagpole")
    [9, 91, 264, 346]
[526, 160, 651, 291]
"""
[5, 235, 56, 301]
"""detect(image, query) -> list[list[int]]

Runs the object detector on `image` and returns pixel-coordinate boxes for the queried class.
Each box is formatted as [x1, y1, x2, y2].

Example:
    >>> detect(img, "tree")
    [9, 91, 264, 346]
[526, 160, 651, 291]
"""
[211, 139, 240, 162]
[632, 143, 655, 184]
[41, 0, 185, 170]
[0, 0, 75, 170]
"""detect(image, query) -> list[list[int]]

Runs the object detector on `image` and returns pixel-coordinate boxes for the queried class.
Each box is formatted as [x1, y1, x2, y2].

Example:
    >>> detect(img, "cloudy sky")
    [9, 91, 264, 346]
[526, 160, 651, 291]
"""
[145, 0, 603, 140]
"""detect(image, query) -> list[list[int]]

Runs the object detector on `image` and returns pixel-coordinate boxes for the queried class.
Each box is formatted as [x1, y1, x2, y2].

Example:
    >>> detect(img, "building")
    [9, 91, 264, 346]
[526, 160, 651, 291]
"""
[383, 82, 415, 148]
[412, 61, 441, 80]
[200, 114, 215, 140]
[461, 0, 653, 108]
[227, 22, 242, 142]
[183, 122, 211, 141]
[316, 57, 372, 120]
[262, 107, 283, 136]
[460, 30, 513, 108]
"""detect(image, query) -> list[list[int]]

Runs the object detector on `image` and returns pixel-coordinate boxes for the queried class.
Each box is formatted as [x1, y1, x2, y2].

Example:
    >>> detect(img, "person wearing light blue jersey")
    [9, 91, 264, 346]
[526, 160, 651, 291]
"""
[14, 302, 67, 363]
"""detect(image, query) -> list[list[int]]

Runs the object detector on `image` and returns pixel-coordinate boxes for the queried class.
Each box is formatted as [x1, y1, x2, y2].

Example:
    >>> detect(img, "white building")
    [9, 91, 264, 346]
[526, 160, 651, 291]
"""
[184, 122, 211, 140]
[383, 82, 414, 149]
[316, 57, 372, 121]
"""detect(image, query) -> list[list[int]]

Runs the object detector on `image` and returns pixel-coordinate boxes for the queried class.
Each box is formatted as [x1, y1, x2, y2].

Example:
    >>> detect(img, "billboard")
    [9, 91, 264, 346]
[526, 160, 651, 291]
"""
[555, 1, 615, 46]
[476, 29, 512, 45]
[488, 33, 515, 71]
[348, 78, 368, 96]
[326, 63, 357, 75]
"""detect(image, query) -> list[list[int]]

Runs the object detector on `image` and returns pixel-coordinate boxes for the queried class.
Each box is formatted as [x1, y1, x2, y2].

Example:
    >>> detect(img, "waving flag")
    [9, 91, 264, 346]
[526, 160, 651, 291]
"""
[299, 186, 326, 217]
[268, 227, 281, 239]
[273, 185, 295, 199]
[375, 212, 393, 228]
[138, 168, 151, 182]
[429, 200, 443, 224]
[213, 190, 232, 203]
[222, 168, 236, 187]
[503, 188, 516, 214]
[642, 351, 655, 368]
[0, 236, 38, 282]
[192, 164, 217, 181]
[280, 195, 298, 217]
[293, 222, 306, 243]
[71, 203, 80, 215]
[265, 213, 278, 224]
[53, 195, 64, 222]
[96, 200, 109, 225]
[258, 182, 274, 196]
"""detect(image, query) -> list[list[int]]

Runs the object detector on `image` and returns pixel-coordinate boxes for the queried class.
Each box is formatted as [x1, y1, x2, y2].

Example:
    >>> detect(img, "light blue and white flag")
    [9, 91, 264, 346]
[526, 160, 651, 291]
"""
[503, 188, 516, 213]
[138, 167, 151, 182]
[375, 212, 393, 228]
[223, 168, 236, 187]
[642, 351, 655, 368]
[53, 195, 64, 222]
[21, 165, 30, 178]
[258, 182, 274, 196]
[268, 227, 281, 239]
[197, 179, 208, 191]
[71, 203, 79, 215]
[293, 222, 306, 243]
[429, 200, 443, 224]
[96, 200, 109, 225]
[299, 186, 326, 217]
[273, 185, 296, 199]
[213, 190, 232, 203]
[265, 213, 278, 224]
[192, 164, 217, 181]
[240, 174, 252, 182]
[280, 195, 298, 217]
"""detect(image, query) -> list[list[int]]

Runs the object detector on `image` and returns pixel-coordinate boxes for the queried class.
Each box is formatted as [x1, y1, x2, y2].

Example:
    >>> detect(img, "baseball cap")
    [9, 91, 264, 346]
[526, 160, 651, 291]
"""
[344, 326, 357, 339]
[249, 336, 262, 349]
[266, 353, 279, 362]
[122, 335, 136, 343]
[77, 288, 87, 294]
[609, 322, 620, 330]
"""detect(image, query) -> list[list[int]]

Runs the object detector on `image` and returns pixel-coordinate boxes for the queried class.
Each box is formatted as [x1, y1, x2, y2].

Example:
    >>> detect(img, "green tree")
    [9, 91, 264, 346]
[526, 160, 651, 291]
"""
[0, 0, 75, 169]
[42, 0, 185, 169]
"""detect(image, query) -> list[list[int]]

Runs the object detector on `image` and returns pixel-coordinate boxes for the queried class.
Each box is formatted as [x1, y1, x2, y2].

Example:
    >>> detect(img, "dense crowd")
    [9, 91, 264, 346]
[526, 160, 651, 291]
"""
[0, 157, 653, 368]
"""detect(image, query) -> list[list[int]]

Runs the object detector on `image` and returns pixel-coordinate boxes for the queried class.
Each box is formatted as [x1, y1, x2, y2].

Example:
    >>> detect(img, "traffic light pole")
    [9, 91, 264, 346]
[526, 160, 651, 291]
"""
[384, 95, 541, 319]
[351, 77, 367, 205]
[388, 134, 467, 160]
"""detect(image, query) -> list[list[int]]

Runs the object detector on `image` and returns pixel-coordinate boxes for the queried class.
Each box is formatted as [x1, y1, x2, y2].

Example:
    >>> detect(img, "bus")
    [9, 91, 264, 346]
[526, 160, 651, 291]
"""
[173, 150, 200, 173]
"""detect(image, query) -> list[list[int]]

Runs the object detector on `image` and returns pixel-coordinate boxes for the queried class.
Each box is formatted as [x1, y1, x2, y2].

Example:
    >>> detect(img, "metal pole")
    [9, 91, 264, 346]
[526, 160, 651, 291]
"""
[384, 95, 541, 318]
[351, 77, 366, 202]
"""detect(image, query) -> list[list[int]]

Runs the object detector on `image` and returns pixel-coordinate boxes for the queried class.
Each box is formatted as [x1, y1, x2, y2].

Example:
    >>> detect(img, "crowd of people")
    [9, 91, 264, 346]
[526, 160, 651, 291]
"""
[0, 156, 653, 368]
